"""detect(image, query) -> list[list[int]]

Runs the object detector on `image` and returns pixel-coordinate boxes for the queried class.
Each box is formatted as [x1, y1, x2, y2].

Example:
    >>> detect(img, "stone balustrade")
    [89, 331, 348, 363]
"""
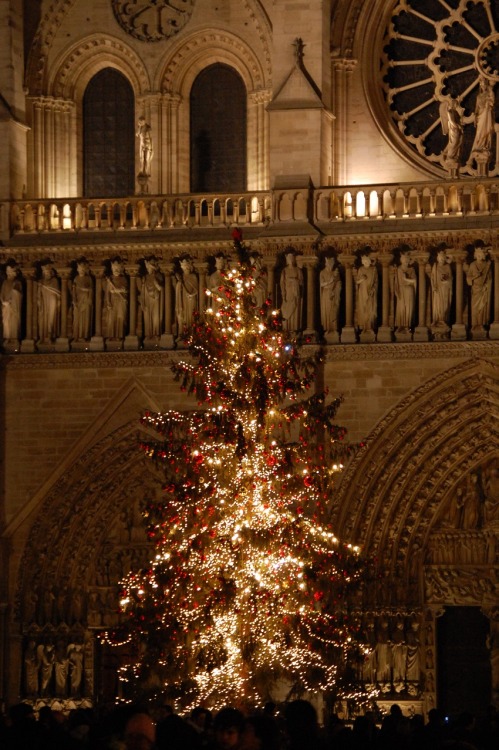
[2, 177, 499, 236]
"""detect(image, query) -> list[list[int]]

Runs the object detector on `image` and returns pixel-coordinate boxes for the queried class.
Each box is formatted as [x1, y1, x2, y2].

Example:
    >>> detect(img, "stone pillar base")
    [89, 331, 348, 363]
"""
[160, 333, 175, 349]
[378, 325, 394, 343]
[124, 335, 140, 351]
[89, 336, 104, 352]
[414, 326, 430, 342]
[55, 337, 70, 352]
[20, 339, 36, 353]
[451, 323, 467, 341]
[340, 326, 356, 344]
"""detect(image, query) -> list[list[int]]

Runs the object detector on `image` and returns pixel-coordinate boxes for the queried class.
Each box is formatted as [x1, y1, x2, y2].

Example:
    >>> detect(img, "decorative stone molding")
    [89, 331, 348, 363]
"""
[111, 1, 196, 43]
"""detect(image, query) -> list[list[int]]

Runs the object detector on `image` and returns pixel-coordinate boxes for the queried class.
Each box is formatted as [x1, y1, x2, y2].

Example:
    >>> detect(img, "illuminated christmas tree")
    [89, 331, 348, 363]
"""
[108, 235, 368, 712]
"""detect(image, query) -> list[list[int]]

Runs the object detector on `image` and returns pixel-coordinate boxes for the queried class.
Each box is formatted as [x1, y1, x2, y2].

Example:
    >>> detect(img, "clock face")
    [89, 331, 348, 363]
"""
[112, 0, 195, 42]
[381, 0, 499, 175]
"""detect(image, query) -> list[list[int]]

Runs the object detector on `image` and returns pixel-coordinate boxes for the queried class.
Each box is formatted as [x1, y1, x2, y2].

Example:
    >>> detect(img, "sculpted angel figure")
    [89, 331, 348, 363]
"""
[440, 98, 463, 165]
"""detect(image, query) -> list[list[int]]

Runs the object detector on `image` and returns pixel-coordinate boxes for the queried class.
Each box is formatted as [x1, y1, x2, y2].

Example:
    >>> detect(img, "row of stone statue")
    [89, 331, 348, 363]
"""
[23, 638, 88, 699]
[0, 243, 495, 349]
[361, 613, 422, 695]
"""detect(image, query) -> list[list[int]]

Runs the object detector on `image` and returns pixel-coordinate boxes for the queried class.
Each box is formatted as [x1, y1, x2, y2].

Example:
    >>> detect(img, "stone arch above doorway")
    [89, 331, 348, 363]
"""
[334, 357, 499, 593]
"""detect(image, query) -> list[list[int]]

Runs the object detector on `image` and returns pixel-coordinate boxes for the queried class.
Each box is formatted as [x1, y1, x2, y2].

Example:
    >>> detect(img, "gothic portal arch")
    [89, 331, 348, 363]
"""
[334, 356, 499, 711]
[10, 420, 160, 705]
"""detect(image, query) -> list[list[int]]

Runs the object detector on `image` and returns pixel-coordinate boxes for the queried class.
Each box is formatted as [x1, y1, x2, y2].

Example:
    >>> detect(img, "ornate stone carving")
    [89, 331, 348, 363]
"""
[112, 1, 195, 42]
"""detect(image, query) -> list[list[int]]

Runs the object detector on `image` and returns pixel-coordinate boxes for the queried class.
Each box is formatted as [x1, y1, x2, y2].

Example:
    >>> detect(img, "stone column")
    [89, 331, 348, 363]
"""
[90, 268, 105, 351]
[55, 267, 71, 352]
[341, 256, 356, 344]
[20, 268, 36, 353]
[378, 253, 394, 343]
[124, 265, 140, 350]
[331, 58, 357, 185]
[265, 260, 276, 306]
[489, 249, 499, 339]
[414, 253, 430, 341]
[160, 263, 175, 349]
[451, 251, 467, 340]
[196, 261, 209, 316]
[299, 255, 318, 339]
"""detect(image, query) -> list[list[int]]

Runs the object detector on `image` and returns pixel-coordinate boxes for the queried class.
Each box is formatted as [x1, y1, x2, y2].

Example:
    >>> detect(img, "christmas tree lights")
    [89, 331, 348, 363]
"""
[103, 235, 369, 712]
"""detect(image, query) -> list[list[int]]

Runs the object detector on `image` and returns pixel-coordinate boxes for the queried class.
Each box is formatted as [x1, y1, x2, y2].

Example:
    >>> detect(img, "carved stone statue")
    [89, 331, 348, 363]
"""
[465, 245, 492, 331]
[24, 639, 40, 697]
[427, 248, 453, 333]
[1, 260, 23, 342]
[68, 643, 84, 697]
[37, 261, 61, 343]
[175, 256, 198, 335]
[462, 472, 481, 530]
[207, 253, 227, 312]
[136, 116, 153, 176]
[320, 255, 342, 336]
[139, 256, 163, 338]
[54, 640, 69, 697]
[483, 463, 499, 527]
[468, 77, 495, 169]
[280, 249, 303, 331]
[38, 643, 55, 696]
[249, 252, 268, 309]
[72, 258, 93, 341]
[103, 257, 128, 339]
[394, 250, 417, 333]
[354, 253, 378, 335]
[440, 98, 463, 169]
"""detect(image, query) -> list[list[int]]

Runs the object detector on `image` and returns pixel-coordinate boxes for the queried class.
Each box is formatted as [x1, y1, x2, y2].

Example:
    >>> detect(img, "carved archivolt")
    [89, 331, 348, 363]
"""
[157, 28, 269, 96]
[15, 422, 159, 631]
[49, 35, 151, 100]
[25, 0, 78, 96]
[334, 357, 499, 606]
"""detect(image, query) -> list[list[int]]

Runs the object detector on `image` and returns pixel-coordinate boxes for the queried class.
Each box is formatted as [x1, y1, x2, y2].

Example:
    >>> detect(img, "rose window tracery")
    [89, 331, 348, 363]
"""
[381, 0, 499, 176]
[112, 1, 195, 42]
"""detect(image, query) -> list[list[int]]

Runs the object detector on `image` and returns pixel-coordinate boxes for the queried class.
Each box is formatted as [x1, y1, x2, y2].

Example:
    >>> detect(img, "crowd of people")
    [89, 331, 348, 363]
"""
[0, 699, 498, 750]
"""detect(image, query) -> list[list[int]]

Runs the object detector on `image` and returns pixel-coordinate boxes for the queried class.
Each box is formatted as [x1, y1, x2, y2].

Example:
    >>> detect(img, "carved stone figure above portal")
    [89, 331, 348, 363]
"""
[112, 1, 196, 42]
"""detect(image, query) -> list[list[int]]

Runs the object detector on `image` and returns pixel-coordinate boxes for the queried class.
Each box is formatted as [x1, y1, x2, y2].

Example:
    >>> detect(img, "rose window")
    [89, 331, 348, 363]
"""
[381, 0, 499, 175]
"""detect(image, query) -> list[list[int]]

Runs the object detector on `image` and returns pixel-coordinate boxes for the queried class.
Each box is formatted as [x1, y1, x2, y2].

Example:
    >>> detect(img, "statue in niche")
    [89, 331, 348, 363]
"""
[72, 258, 93, 341]
[440, 98, 463, 169]
[280, 248, 303, 332]
[207, 253, 228, 312]
[462, 472, 482, 530]
[354, 252, 378, 335]
[320, 254, 342, 336]
[465, 245, 492, 331]
[394, 249, 416, 333]
[174, 255, 198, 336]
[391, 617, 407, 691]
[1, 260, 23, 342]
[136, 116, 153, 176]
[468, 77, 495, 168]
[68, 643, 84, 697]
[38, 643, 55, 696]
[362, 617, 377, 685]
[37, 261, 61, 342]
[426, 247, 453, 333]
[445, 486, 466, 529]
[483, 463, 499, 527]
[249, 252, 268, 309]
[103, 257, 128, 339]
[405, 618, 421, 692]
[54, 640, 69, 697]
[139, 256, 163, 339]
[24, 640, 40, 697]
[375, 616, 392, 690]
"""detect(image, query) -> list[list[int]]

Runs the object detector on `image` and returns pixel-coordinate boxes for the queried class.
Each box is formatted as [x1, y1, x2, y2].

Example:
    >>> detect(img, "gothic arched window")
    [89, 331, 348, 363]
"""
[83, 68, 135, 197]
[190, 64, 247, 193]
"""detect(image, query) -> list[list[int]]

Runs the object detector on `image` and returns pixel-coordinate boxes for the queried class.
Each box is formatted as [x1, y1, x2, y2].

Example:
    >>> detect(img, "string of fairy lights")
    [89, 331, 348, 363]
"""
[101, 250, 369, 712]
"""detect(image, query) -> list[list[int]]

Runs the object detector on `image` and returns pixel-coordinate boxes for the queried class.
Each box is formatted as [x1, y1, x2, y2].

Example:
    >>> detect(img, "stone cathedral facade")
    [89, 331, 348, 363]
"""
[0, 0, 498, 719]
